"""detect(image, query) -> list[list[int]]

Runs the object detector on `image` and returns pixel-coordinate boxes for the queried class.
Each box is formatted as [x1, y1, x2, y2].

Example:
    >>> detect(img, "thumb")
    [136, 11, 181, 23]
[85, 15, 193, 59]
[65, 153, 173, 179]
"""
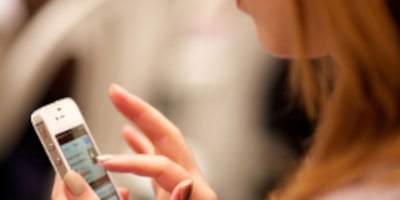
[63, 171, 99, 200]
[170, 180, 193, 200]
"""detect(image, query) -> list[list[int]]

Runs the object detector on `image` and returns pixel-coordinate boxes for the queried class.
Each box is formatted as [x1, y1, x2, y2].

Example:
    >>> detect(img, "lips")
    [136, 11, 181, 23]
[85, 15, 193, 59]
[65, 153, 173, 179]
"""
[237, 0, 241, 6]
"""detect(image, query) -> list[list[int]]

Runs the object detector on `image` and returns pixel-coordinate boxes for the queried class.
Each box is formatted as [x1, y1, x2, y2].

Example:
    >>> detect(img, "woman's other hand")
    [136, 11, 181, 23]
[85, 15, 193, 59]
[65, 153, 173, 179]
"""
[51, 171, 129, 200]
[100, 84, 217, 200]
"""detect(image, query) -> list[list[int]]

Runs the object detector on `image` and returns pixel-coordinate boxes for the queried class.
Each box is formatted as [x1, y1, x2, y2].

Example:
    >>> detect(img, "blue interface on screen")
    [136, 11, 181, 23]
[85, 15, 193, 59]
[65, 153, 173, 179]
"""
[56, 125, 120, 200]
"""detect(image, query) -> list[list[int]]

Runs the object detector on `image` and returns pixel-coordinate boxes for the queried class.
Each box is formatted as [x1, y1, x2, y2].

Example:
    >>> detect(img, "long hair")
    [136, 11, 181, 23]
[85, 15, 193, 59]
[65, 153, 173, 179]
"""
[271, 0, 400, 199]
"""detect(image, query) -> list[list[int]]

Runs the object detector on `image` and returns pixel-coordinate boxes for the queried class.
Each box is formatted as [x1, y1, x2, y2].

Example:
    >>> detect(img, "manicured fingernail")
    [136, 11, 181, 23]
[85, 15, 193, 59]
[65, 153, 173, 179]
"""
[109, 83, 121, 95]
[111, 83, 118, 88]
[181, 180, 193, 200]
[97, 155, 114, 162]
[111, 83, 125, 92]
[64, 171, 85, 196]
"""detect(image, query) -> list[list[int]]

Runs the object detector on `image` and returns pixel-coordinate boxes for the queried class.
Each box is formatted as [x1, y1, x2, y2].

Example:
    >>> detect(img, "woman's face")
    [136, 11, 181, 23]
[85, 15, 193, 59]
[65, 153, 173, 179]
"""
[238, 0, 328, 58]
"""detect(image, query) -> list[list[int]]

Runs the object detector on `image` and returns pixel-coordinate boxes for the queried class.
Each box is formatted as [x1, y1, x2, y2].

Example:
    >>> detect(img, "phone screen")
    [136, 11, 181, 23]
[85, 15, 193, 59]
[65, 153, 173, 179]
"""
[56, 125, 120, 200]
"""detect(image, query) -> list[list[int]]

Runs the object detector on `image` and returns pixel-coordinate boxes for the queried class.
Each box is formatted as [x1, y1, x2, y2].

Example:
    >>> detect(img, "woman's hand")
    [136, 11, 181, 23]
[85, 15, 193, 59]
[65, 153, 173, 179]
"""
[97, 84, 217, 200]
[51, 171, 129, 200]
[50, 162, 191, 200]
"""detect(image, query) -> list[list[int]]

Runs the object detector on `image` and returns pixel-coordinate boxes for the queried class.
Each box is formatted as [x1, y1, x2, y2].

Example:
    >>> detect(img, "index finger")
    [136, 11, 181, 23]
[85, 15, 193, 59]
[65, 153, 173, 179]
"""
[109, 84, 197, 170]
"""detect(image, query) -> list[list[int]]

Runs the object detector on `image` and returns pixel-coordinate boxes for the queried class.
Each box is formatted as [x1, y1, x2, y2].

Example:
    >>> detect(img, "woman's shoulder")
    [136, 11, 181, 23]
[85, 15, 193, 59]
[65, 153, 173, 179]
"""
[316, 182, 400, 200]
[316, 165, 400, 200]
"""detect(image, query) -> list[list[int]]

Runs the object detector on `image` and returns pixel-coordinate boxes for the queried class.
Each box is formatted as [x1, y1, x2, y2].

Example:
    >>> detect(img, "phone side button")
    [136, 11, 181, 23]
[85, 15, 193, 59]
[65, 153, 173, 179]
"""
[55, 158, 63, 166]
[38, 125, 49, 138]
[48, 143, 55, 151]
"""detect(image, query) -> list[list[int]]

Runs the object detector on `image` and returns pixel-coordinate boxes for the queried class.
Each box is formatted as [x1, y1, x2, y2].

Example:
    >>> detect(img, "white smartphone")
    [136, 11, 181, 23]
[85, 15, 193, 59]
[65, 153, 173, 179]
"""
[31, 98, 121, 200]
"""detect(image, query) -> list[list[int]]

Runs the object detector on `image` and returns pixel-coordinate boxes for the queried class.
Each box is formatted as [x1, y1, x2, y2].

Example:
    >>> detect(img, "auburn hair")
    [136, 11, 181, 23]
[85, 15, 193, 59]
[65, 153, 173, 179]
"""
[271, 0, 400, 199]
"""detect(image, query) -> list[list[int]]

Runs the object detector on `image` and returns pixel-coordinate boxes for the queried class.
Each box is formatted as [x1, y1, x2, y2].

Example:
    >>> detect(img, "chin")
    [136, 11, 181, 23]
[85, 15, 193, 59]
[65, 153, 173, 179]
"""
[258, 33, 294, 58]
[263, 43, 294, 58]
[256, 27, 328, 59]
[262, 42, 328, 59]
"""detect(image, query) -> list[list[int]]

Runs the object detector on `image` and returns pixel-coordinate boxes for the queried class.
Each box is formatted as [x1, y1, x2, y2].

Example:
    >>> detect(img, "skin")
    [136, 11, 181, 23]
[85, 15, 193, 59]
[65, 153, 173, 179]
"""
[238, 0, 328, 58]
[238, 0, 294, 56]
[52, 0, 330, 199]
[52, 85, 216, 200]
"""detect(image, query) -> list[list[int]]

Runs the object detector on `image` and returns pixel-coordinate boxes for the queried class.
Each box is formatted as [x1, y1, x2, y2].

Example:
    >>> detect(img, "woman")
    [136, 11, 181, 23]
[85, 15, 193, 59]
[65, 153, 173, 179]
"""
[52, 0, 400, 199]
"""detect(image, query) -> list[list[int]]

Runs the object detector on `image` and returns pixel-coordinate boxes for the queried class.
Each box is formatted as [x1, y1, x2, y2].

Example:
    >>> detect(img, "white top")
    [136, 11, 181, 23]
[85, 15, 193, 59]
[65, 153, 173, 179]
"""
[317, 183, 400, 200]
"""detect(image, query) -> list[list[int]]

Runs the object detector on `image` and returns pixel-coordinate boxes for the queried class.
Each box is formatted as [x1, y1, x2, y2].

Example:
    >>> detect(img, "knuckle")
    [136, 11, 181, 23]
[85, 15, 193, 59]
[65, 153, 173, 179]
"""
[156, 155, 176, 177]
[170, 126, 182, 137]
[158, 155, 172, 168]
[208, 191, 218, 200]
[194, 183, 218, 200]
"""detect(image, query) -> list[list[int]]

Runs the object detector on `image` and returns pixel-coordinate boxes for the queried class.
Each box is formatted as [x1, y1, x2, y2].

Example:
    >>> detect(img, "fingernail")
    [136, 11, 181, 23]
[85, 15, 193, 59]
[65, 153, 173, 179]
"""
[97, 154, 114, 162]
[64, 171, 85, 196]
[111, 83, 124, 92]
[181, 180, 193, 200]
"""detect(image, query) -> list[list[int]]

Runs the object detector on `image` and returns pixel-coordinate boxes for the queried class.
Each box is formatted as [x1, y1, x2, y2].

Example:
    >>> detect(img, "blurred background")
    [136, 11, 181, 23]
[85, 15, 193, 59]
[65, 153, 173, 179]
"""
[0, 0, 313, 199]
